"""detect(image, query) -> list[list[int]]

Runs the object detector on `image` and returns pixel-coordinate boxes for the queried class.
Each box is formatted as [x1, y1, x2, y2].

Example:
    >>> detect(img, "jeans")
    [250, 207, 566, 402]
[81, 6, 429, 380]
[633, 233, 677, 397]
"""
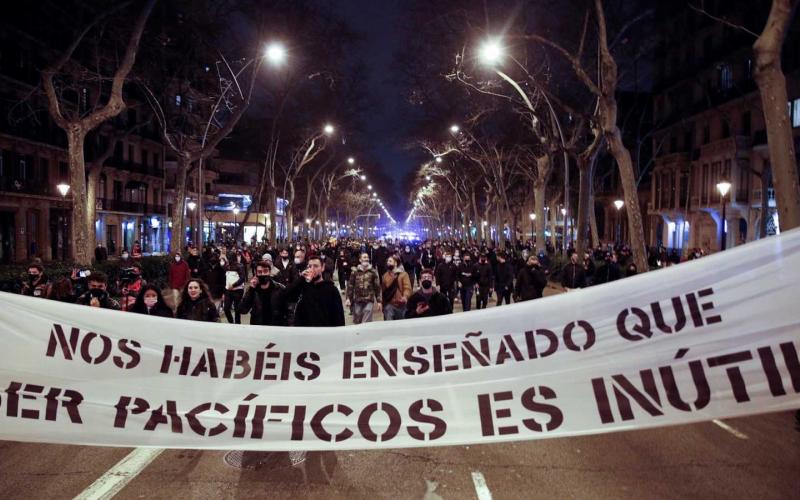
[353, 301, 374, 324]
[459, 286, 473, 312]
[383, 303, 406, 321]
[224, 289, 243, 324]
[496, 286, 512, 306]
[476, 286, 490, 309]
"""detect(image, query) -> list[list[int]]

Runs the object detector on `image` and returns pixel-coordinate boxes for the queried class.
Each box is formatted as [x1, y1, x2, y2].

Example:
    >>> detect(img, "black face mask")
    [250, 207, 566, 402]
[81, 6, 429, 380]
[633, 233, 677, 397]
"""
[257, 275, 270, 285]
[89, 288, 107, 299]
[421, 279, 433, 289]
[28, 273, 39, 283]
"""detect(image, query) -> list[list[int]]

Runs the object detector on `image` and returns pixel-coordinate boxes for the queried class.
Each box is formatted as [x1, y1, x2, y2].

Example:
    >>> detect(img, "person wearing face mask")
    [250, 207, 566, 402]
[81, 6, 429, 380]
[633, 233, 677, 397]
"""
[75, 273, 121, 310]
[515, 256, 547, 302]
[239, 261, 286, 326]
[434, 252, 458, 309]
[287, 249, 308, 284]
[457, 253, 478, 312]
[561, 251, 587, 291]
[346, 253, 382, 324]
[374, 241, 390, 277]
[381, 255, 412, 320]
[283, 256, 345, 327]
[400, 244, 418, 288]
[20, 264, 52, 299]
[336, 249, 353, 293]
[494, 252, 515, 306]
[118, 249, 133, 267]
[203, 253, 226, 305]
[405, 269, 452, 319]
[130, 285, 174, 318]
[176, 279, 219, 322]
[169, 252, 192, 309]
[187, 245, 203, 278]
[475, 253, 494, 310]
[274, 248, 293, 285]
[223, 255, 246, 324]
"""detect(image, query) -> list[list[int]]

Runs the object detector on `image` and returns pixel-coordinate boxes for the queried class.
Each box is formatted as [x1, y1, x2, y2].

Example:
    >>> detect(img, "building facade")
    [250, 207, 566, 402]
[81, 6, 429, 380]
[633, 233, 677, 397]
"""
[649, 1, 800, 253]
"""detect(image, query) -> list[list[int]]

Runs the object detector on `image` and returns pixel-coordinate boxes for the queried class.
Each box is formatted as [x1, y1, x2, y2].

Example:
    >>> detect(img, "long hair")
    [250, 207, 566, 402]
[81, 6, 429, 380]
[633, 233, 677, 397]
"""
[132, 284, 169, 313]
[178, 278, 210, 309]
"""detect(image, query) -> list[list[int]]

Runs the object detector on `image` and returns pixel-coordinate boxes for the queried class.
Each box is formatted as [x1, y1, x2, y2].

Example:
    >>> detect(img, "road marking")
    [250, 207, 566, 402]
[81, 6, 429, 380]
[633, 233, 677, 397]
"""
[74, 448, 164, 500]
[712, 419, 749, 440]
[471, 471, 492, 500]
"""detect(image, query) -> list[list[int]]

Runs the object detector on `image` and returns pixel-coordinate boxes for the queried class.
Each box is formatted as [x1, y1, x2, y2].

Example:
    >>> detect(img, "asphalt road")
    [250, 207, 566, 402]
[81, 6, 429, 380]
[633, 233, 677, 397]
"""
[1, 284, 798, 499]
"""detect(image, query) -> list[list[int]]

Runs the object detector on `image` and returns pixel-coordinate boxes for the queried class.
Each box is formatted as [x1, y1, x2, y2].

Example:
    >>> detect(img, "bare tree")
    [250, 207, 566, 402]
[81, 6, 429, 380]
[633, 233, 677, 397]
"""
[41, 0, 157, 264]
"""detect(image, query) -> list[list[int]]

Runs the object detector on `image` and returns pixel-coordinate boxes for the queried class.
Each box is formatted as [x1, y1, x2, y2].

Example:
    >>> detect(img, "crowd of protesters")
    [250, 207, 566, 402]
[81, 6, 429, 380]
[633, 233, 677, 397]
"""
[16, 234, 708, 326]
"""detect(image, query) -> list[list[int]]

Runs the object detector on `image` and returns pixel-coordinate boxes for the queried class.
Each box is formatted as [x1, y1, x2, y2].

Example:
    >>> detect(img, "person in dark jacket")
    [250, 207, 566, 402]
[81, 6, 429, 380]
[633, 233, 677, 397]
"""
[594, 252, 622, 285]
[561, 252, 587, 291]
[238, 261, 286, 326]
[130, 285, 174, 318]
[274, 248, 293, 286]
[222, 256, 246, 324]
[336, 249, 353, 292]
[75, 273, 121, 310]
[474, 254, 494, 309]
[457, 254, 478, 312]
[283, 256, 345, 327]
[434, 251, 458, 308]
[405, 269, 452, 319]
[515, 256, 547, 302]
[583, 251, 596, 286]
[400, 245, 418, 287]
[20, 263, 52, 299]
[203, 255, 226, 302]
[494, 252, 515, 306]
[176, 279, 220, 322]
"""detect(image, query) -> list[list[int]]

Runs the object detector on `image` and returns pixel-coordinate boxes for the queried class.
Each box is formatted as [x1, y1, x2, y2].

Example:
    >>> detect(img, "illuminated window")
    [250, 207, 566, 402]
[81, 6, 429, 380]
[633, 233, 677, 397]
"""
[793, 98, 800, 128]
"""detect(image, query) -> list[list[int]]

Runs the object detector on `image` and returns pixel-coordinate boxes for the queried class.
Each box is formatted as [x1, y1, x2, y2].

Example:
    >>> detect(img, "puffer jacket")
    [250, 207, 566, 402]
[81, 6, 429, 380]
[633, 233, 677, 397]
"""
[347, 264, 381, 304]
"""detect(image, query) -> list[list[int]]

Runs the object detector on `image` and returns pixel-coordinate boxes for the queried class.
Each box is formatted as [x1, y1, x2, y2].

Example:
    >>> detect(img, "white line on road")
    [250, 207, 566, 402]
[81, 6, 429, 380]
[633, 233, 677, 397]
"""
[471, 471, 492, 500]
[712, 419, 749, 440]
[74, 448, 164, 500]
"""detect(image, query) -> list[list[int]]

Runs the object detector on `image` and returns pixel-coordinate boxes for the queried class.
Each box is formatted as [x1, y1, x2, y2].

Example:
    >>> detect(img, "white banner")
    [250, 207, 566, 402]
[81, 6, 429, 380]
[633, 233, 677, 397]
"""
[1, 231, 800, 451]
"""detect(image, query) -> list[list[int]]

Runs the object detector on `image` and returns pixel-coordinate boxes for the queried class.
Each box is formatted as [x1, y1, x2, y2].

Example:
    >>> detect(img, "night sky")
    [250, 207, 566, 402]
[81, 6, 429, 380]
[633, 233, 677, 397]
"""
[334, 0, 415, 198]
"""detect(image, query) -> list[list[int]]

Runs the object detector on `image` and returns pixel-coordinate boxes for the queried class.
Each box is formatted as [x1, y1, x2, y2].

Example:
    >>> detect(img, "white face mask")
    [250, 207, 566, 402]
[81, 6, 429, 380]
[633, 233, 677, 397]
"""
[294, 258, 303, 265]
[121, 253, 129, 259]
[175, 256, 181, 262]
[445, 256, 452, 263]
[144, 297, 158, 308]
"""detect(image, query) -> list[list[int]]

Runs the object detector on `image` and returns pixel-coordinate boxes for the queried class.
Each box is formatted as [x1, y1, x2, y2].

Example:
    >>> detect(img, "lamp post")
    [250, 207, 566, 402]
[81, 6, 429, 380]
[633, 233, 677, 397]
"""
[233, 207, 240, 242]
[56, 183, 70, 260]
[613, 199, 624, 245]
[716, 181, 731, 250]
[478, 38, 570, 255]
[529, 213, 536, 241]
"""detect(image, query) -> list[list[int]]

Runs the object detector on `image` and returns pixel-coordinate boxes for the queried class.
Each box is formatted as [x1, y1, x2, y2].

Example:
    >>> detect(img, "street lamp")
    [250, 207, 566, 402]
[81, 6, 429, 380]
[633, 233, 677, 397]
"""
[347, 157, 355, 165]
[613, 199, 624, 244]
[56, 183, 70, 260]
[717, 181, 731, 250]
[360, 175, 366, 181]
[264, 42, 287, 66]
[233, 207, 240, 242]
[435, 156, 443, 163]
[323, 124, 335, 135]
[449, 124, 460, 134]
[529, 212, 536, 239]
[478, 37, 571, 255]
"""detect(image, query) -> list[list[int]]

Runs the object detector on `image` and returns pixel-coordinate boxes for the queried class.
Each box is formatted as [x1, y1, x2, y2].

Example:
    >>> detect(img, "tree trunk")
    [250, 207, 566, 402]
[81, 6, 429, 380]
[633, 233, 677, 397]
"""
[533, 182, 547, 253]
[470, 188, 480, 244]
[589, 193, 600, 247]
[575, 160, 592, 257]
[169, 156, 190, 254]
[761, 166, 773, 238]
[86, 164, 102, 255]
[66, 129, 91, 265]
[548, 199, 558, 250]
[753, 0, 800, 231]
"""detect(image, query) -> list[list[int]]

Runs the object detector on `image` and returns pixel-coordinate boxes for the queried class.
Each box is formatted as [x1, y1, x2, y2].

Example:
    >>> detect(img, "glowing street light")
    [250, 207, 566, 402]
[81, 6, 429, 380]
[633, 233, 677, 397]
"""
[323, 124, 335, 135]
[478, 38, 504, 66]
[360, 175, 366, 181]
[56, 183, 70, 198]
[264, 42, 287, 66]
[367, 184, 372, 190]
[614, 199, 624, 210]
[187, 201, 197, 211]
[449, 124, 460, 134]
[717, 181, 732, 250]
[613, 200, 624, 245]
[425, 175, 431, 181]
[435, 156, 443, 163]
[347, 157, 356, 165]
